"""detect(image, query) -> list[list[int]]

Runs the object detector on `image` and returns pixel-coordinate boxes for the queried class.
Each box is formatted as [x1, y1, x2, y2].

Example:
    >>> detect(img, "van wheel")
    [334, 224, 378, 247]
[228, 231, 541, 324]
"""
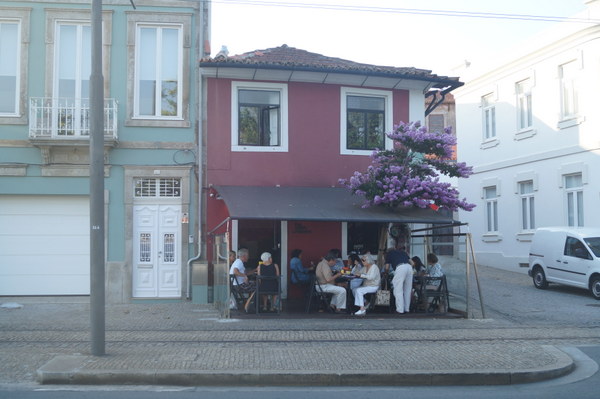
[532, 267, 548, 289]
[590, 276, 600, 300]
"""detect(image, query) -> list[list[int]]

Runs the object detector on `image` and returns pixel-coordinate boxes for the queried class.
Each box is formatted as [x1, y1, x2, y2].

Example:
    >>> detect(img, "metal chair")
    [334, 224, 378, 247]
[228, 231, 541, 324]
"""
[420, 275, 449, 314]
[229, 274, 256, 313]
[255, 274, 281, 314]
[305, 274, 333, 313]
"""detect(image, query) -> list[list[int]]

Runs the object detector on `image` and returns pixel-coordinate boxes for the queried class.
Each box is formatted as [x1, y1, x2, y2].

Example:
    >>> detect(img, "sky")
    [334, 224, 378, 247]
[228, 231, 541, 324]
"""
[210, 0, 591, 76]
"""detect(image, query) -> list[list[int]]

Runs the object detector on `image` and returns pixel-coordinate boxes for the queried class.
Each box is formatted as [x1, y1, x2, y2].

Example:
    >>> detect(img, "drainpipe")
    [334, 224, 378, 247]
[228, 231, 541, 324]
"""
[186, 0, 210, 299]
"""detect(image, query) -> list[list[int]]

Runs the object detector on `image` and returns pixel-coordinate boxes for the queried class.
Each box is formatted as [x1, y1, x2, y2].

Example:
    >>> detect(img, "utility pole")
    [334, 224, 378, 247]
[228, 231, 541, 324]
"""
[90, 0, 105, 356]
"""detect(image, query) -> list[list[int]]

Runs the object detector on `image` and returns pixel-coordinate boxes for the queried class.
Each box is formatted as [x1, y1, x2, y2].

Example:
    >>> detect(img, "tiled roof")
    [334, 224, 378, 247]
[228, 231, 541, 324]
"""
[200, 44, 461, 85]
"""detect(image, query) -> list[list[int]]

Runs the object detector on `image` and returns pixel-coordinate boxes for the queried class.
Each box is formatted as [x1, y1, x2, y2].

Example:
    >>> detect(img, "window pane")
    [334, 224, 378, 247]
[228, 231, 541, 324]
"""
[519, 181, 533, 194]
[567, 192, 574, 226]
[0, 22, 18, 113]
[58, 25, 77, 99]
[577, 191, 584, 227]
[348, 95, 384, 111]
[239, 106, 260, 145]
[138, 27, 157, 115]
[565, 174, 582, 188]
[428, 114, 444, 133]
[161, 28, 178, 116]
[529, 197, 535, 229]
[484, 187, 496, 199]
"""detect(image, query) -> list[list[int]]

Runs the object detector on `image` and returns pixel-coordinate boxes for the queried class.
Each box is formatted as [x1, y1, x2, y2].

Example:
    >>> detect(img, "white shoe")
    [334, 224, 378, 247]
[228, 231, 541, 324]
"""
[353, 309, 366, 316]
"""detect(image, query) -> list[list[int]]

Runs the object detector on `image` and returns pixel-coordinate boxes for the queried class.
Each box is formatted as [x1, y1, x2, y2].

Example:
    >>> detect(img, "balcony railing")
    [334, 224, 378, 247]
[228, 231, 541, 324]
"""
[29, 97, 118, 140]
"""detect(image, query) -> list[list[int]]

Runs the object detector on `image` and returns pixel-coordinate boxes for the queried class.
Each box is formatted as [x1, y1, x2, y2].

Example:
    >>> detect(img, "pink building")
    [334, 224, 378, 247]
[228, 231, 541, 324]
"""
[199, 45, 462, 298]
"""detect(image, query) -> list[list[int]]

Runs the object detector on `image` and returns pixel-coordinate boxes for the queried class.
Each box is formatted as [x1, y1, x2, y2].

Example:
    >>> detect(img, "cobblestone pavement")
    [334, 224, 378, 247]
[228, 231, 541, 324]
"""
[1, 294, 599, 387]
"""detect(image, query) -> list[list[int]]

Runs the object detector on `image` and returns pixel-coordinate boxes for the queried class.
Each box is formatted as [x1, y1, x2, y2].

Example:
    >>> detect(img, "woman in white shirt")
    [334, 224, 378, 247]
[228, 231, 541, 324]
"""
[352, 253, 381, 316]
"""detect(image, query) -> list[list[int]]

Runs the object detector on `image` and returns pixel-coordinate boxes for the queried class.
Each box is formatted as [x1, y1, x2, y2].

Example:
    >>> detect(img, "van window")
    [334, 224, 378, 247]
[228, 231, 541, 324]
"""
[584, 237, 600, 257]
[564, 237, 592, 260]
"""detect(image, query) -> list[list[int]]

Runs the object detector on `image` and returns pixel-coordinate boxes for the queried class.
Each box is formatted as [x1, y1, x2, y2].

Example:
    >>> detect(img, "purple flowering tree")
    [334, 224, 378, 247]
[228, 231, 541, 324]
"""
[339, 121, 475, 212]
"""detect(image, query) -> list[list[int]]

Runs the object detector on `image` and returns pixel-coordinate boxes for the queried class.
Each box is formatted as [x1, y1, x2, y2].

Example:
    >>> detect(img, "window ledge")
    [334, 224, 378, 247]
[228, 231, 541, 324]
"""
[482, 233, 502, 242]
[232, 145, 288, 153]
[558, 115, 585, 130]
[516, 231, 535, 242]
[125, 119, 190, 128]
[480, 138, 499, 150]
[514, 128, 536, 141]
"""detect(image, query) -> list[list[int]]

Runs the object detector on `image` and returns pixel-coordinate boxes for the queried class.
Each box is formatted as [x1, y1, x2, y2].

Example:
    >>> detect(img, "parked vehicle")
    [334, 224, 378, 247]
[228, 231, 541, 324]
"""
[528, 227, 600, 299]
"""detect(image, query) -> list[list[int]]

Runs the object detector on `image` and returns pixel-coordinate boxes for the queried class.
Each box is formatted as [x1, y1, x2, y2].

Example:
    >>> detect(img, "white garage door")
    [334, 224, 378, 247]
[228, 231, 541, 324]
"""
[0, 195, 90, 295]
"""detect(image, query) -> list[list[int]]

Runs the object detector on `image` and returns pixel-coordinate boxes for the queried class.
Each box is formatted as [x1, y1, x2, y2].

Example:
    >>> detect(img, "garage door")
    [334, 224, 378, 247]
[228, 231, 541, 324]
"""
[0, 195, 90, 295]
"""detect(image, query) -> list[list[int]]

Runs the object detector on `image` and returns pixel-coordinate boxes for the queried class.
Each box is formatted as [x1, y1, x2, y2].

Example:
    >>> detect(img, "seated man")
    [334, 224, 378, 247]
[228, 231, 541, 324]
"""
[230, 248, 256, 311]
[315, 253, 346, 312]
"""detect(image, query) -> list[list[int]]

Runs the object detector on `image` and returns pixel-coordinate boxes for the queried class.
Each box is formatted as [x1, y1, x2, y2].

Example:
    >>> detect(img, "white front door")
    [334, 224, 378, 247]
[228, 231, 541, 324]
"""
[132, 204, 181, 298]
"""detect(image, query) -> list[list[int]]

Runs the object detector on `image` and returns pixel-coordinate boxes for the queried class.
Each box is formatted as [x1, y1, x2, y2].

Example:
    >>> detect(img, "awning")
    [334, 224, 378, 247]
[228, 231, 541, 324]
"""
[213, 186, 457, 224]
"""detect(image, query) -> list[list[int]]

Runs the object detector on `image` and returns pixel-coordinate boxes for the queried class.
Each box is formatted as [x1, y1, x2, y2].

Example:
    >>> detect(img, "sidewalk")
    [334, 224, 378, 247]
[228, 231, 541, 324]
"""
[1, 297, 593, 387]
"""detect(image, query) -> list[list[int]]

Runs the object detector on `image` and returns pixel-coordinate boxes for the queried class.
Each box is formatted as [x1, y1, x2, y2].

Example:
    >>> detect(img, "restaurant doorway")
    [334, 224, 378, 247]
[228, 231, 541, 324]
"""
[237, 219, 281, 270]
[347, 222, 381, 256]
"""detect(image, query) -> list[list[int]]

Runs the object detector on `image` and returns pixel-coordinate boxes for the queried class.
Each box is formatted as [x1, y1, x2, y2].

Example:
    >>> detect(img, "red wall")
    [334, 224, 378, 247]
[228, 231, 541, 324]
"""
[206, 78, 410, 189]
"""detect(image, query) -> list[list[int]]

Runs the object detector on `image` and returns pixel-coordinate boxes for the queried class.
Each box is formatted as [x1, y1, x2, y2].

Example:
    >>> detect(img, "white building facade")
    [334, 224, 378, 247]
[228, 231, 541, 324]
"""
[454, 1, 600, 272]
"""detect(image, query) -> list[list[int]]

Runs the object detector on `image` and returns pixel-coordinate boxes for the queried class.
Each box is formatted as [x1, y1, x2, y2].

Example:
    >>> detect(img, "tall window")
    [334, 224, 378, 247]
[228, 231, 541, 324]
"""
[0, 20, 19, 115]
[516, 79, 532, 130]
[482, 94, 496, 140]
[484, 186, 498, 233]
[135, 24, 182, 118]
[231, 81, 288, 152]
[341, 87, 392, 155]
[519, 181, 535, 231]
[565, 173, 583, 227]
[559, 61, 578, 120]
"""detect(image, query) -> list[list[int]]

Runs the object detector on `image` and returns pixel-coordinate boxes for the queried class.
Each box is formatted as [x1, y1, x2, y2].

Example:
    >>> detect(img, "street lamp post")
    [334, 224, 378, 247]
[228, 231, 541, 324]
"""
[90, 0, 105, 356]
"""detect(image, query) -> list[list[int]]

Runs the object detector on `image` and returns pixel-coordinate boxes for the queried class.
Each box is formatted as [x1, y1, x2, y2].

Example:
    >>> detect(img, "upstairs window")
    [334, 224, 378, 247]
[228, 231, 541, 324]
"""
[134, 24, 182, 119]
[519, 180, 535, 231]
[231, 81, 288, 152]
[0, 20, 19, 115]
[564, 173, 583, 227]
[482, 93, 496, 140]
[516, 79, 532, 131]
[484, 186, 498, 233]
[341, 87, 392, 155]
[559, 60, 578, 120]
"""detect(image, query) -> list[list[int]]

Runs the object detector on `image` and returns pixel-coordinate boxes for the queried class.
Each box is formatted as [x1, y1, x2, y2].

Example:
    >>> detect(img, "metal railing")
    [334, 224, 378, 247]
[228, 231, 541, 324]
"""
[29, 97, 118, 140]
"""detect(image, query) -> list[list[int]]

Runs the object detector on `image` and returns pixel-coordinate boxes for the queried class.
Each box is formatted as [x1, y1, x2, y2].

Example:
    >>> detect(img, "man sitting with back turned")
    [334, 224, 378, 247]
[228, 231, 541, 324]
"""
[315, 252, 346, 312]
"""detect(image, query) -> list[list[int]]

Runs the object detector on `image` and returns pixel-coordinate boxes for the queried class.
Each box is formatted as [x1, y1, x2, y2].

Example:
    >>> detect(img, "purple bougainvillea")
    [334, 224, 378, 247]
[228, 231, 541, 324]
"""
[339, 121, 475, 212]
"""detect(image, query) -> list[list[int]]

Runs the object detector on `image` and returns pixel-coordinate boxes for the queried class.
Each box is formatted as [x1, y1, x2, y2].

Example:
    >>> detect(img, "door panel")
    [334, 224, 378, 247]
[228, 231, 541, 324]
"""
[133, 204, 181, 298]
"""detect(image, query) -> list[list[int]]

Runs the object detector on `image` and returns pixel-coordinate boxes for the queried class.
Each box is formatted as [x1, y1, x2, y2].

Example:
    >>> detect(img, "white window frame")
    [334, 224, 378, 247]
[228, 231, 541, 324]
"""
[559, 60, 579, 121]
[340, 87, 393, 155]
[481, 93, 496, 141]
[516, 78, 532, 131]
[0, 19, 21, 117]
[518, 180, 535, 231]
[484, 186, 498, 233]
[564, 173, 583, 227]
[231, 81, 288, 152]
[133, 23, 183, 120]
[0, 8, 29, 124]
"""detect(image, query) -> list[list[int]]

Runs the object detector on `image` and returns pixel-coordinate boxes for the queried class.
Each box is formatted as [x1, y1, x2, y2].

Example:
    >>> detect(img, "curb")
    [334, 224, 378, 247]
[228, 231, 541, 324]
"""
[37, 345, 574, 386]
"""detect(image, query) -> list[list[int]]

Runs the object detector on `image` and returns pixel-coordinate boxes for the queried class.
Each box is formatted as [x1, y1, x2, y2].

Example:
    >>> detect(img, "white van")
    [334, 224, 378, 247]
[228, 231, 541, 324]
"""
[528, 227, 600, 299]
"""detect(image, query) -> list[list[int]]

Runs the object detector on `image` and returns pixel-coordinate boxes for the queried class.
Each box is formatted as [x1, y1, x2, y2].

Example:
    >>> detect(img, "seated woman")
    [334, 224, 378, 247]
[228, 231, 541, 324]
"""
[256, 252, 280, 312]
[425, 253, 444, 288]
[290, 249, 314, 285]
[352, 253, 381, 316]
[411, 256, 426, 276]
[348, 253, 366, 291]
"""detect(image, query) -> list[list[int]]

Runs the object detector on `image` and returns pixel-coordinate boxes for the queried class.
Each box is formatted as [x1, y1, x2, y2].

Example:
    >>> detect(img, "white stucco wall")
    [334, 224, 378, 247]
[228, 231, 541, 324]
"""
[454, 8, 600, 272]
